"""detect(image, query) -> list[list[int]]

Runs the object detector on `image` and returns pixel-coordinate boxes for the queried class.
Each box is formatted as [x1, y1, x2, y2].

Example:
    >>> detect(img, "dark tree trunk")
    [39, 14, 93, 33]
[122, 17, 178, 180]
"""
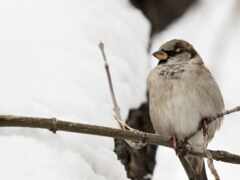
[129, 0, 197, 36]
[114, 102, 157, 180]
[129, 0, 197, 50]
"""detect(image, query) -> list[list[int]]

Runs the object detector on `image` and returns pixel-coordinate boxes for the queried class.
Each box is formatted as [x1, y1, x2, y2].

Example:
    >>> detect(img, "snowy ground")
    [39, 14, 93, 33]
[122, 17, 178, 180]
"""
[151, 0, 240, 179]
[0, 1, 149, 179]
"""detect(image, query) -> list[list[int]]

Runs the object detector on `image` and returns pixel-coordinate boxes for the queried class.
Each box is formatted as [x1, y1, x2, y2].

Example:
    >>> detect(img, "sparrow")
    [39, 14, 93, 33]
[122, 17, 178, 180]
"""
[147, 39, 224, 180]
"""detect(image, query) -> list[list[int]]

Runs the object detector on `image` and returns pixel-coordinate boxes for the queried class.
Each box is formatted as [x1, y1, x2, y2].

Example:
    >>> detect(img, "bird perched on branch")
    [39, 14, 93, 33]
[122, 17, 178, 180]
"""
[147, 39, 224, 180]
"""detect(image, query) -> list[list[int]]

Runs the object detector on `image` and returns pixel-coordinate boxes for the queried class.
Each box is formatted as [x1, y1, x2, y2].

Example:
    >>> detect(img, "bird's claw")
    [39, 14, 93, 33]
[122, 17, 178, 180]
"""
[201, 118, 209, 137]
[170, 135, 177, 151]
[170, 136, 191, 156]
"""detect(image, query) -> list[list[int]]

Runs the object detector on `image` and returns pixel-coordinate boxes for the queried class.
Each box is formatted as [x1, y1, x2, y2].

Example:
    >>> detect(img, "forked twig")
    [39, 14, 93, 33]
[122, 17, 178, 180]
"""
[186, 106, 240, 141]
[206, 151, 220, 180]
[203, 122, 220, 180]
[98, 42, 135, 132]
[98, 42, 145, 148]
[184, 106, 240, 179]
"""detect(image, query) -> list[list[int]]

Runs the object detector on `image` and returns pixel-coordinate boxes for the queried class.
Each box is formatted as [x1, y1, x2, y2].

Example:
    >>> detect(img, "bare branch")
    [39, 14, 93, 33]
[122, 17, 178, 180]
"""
[207, 106, 240, 122]
[203, 120, 220, 180]
[98, 42, 124, 129]
[207, 155, 220, 180]
[0, 114, 240, 164]
[98, 42, 119, 112]
[187, 106, 240, 140]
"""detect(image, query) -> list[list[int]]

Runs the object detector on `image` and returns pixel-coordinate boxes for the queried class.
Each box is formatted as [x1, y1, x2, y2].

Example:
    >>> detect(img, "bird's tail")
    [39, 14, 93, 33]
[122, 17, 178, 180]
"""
[178, 155, 208, 180]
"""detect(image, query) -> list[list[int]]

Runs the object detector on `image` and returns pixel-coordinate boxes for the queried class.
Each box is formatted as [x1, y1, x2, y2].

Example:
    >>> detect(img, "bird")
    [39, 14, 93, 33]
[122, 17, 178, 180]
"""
[147, 39, 224, 180]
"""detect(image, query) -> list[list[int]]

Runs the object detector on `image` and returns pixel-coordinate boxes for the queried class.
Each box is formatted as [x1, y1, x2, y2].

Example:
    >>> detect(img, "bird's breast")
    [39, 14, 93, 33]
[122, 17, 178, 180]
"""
[157, 64, 186, 80]
[147, 63, 212, 140]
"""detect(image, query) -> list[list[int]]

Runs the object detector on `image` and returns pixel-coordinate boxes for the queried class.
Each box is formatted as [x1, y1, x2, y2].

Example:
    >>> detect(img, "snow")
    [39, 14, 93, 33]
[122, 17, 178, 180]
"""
[0, 0, 150, 179]
[151, 0, 240, 179]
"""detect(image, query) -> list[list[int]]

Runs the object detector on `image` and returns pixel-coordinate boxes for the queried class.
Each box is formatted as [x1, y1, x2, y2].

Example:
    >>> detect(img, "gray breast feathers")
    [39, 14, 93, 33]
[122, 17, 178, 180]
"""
[147, 58, 224, 144]
[157, 63, 186, 79]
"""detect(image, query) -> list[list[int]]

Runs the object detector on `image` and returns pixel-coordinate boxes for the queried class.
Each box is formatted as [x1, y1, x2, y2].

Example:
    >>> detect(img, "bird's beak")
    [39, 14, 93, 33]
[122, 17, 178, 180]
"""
[152, 50, 168, 61]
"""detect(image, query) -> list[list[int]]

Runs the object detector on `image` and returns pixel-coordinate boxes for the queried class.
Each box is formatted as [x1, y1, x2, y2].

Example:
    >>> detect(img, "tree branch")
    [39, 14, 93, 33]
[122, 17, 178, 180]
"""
[0, 114, 240, 164]
[187, 106, 240, 140]
[206, 106, 240, 123]
[98, 42, 127, 130]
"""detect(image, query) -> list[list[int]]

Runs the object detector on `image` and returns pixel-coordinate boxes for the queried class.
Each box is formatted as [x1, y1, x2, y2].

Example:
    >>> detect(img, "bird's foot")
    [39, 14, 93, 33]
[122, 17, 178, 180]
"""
[201, 117, 209, 137]
[170, 135, 183, 155]
[170, 135, 177, 150]
[170, 136, 190, 156]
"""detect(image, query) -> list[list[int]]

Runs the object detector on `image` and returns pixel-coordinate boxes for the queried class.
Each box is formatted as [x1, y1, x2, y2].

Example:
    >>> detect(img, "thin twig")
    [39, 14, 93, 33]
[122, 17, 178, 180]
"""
[98, 42, 119, 112]
[98, 42, 149, 149]
[206, 151, 220, 180]
[203, 124, 220, 180]
[98, 42, 124, 129]
[184, 106, 240, 179]
[187, 106, 240, 140]
[0, 114, 240, 164]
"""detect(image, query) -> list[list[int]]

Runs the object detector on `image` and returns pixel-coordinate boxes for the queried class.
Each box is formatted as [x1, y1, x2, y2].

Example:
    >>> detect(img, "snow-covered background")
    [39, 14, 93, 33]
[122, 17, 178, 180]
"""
[151, 0, 240, 179]
[0, 0, 240, 179]
[0, 0, 149, 179]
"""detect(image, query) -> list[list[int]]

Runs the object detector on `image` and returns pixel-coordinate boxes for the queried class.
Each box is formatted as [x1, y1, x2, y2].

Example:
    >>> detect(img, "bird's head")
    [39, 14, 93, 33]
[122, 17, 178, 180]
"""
[153, 39, 197, 64]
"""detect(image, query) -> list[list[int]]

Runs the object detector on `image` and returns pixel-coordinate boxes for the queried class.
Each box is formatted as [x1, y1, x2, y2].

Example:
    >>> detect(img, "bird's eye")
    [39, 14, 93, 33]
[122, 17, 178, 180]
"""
[176, 48, 181, 52]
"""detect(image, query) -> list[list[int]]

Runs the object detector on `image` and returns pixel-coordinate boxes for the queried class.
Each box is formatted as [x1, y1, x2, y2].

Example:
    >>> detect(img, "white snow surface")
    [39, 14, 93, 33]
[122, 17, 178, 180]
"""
[151, 0, 240, 179]
[0, 0, 150, 179]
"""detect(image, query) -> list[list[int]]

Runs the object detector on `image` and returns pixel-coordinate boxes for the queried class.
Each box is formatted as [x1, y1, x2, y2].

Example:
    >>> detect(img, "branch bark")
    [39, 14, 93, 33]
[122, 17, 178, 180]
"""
[187, 106, 240, 140]
[0, 114, 240, 164]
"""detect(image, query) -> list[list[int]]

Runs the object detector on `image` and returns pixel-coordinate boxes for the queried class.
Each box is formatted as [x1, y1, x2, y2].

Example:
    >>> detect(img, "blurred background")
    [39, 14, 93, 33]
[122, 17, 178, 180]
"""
[0, 0, 239, 180]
